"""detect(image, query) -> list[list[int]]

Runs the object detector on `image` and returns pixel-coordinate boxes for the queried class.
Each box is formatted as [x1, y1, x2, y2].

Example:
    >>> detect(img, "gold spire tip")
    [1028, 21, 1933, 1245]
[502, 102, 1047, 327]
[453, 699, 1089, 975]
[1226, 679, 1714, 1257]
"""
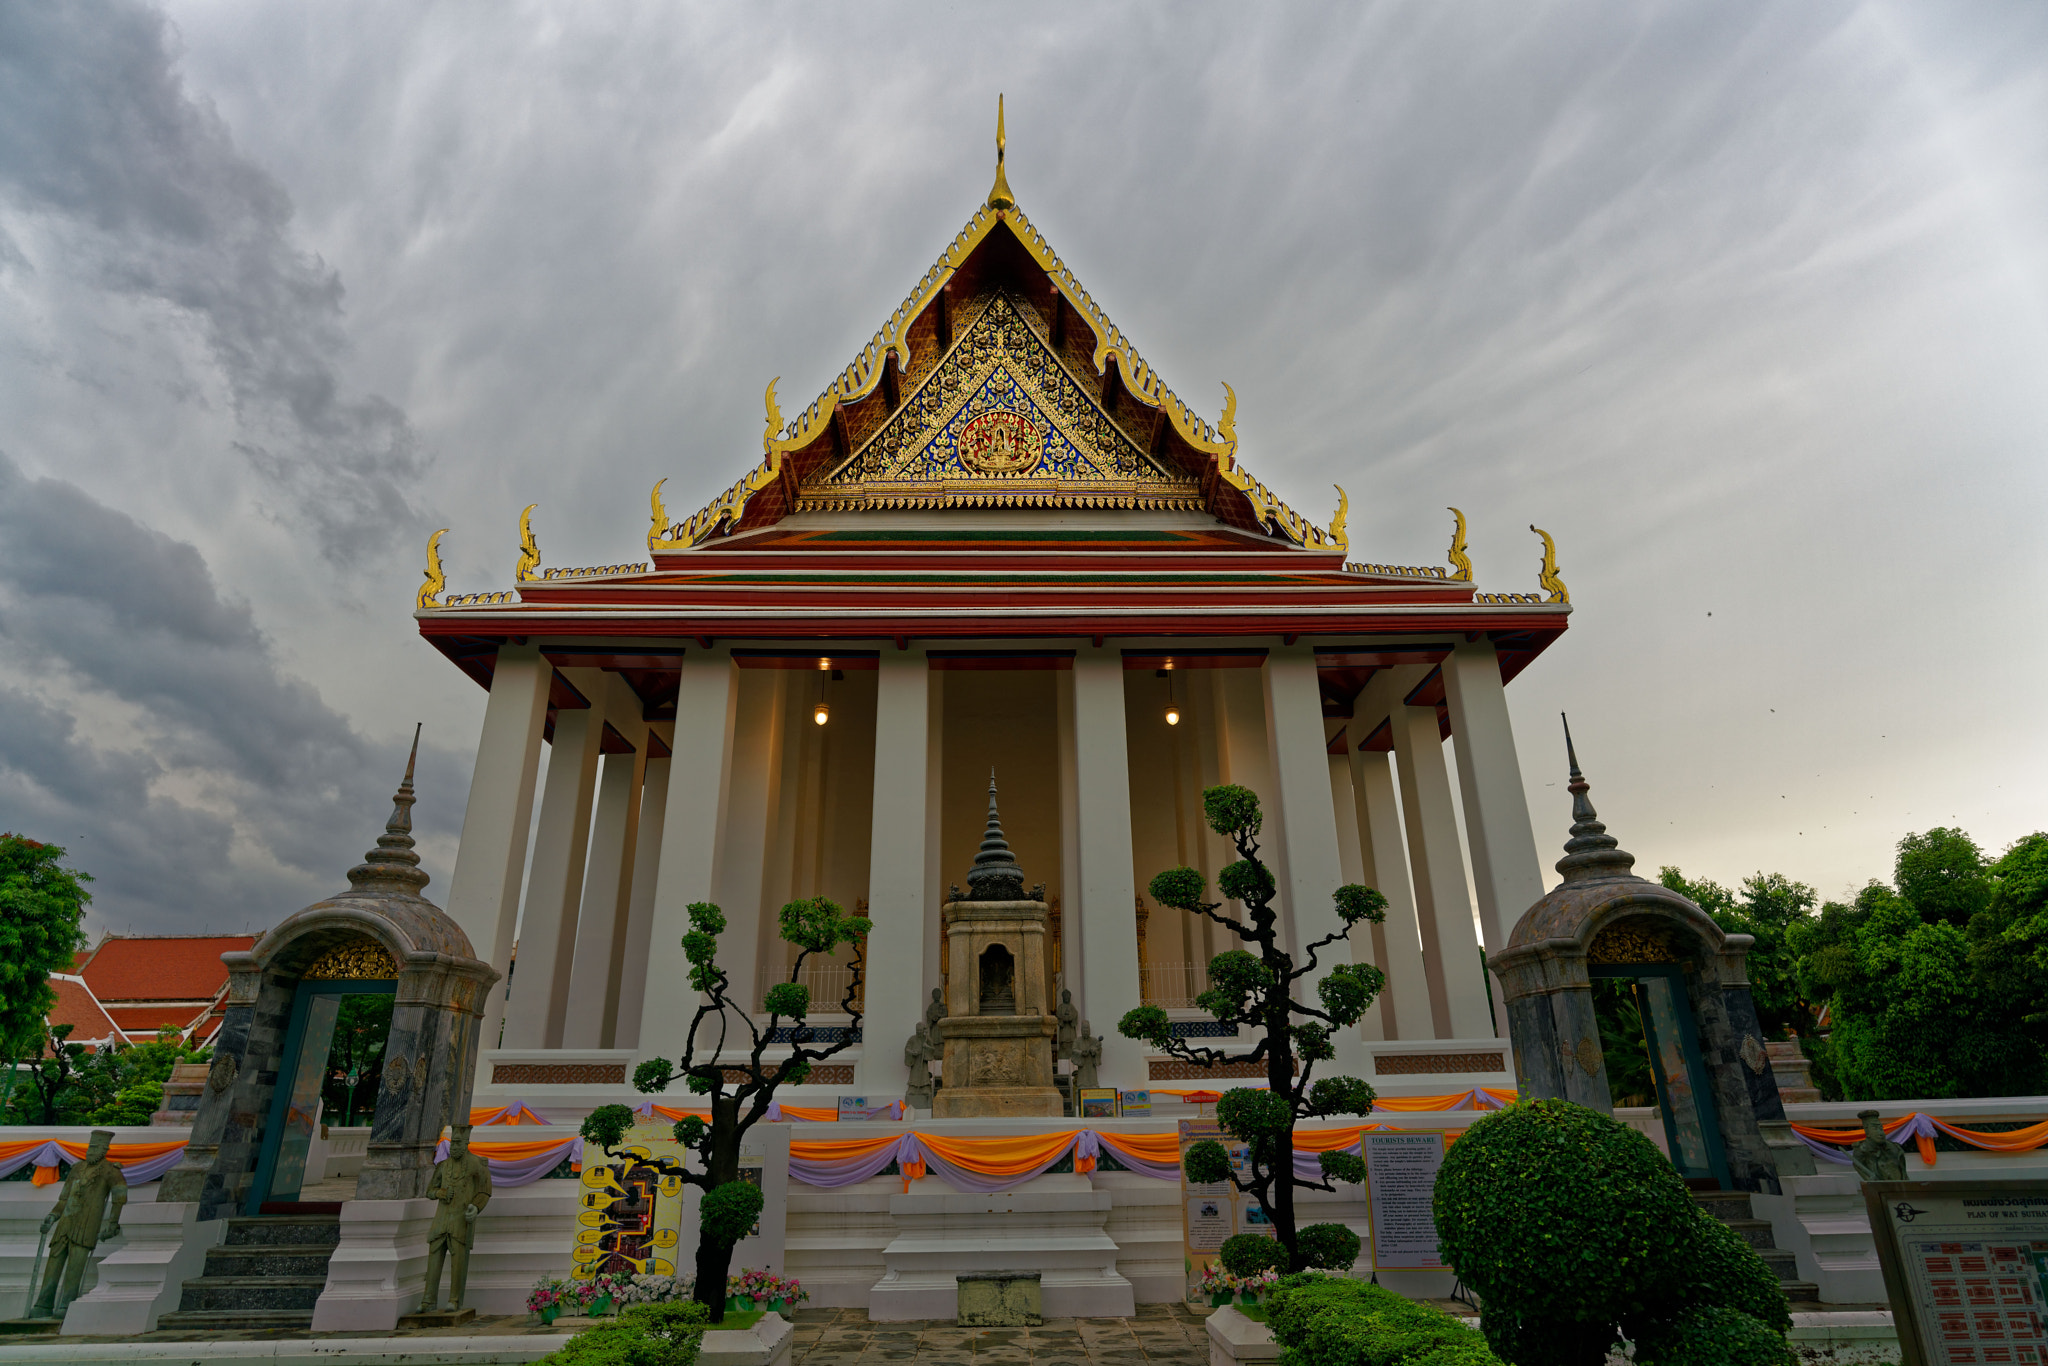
[987, 94, 1015, 211]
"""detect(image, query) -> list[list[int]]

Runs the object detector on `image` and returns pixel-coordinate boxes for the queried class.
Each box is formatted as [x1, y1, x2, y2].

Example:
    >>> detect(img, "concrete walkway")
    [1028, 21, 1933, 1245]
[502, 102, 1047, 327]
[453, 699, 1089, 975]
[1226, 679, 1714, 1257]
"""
[790, 1305, 1213, 1366]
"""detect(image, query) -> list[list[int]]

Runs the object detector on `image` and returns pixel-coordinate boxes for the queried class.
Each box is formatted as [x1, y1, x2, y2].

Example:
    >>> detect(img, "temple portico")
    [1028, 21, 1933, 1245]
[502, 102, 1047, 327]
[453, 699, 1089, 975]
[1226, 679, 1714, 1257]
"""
[418, 133, 1571, 1110]
[436, 626, 1554, 1106]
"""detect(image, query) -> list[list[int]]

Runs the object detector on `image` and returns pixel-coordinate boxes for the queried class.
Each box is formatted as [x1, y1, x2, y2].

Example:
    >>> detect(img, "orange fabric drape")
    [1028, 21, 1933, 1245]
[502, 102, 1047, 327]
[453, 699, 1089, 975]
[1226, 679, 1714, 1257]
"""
[773, 1105, 838, 1122]
[915, 1129, 1080, 1178]
[1790, 1115, 1938, 1165]
[1094, 1131, 1182, 1166]
[1935, 1116, 2048, 1152]
[642, 1105, 713, 1123]
[468, 1139, 575, 1160]
[788, 1134, 903, 1162]
[470, 1102, 548, 1125]
[2, 1139, 191, 1185]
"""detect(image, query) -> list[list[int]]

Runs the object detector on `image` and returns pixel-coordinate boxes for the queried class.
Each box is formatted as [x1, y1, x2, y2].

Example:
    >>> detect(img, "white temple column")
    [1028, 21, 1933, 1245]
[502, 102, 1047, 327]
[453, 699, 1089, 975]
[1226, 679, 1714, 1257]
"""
[923, 669, 946, 1006]
[562, 741, 645, 1048]
[1327, 751, 1385, 1044]
[712, 671, 786, 1030]
[1346, 742, 1430, 1043]
[1262, 644, 1367, 1078]
[612, 746, 670, 1050]
[1056, 668, 1082, 1002]
[504, 669, 607, 1050]
[1071, 645, 1144, 1088]
[1442, 640, 1545, 1028]
[638, 651, 739, 1057]
[1390, 705, 1492, 1039]
[855, 649, 932, 1093]
[445, 641, 551, 1060]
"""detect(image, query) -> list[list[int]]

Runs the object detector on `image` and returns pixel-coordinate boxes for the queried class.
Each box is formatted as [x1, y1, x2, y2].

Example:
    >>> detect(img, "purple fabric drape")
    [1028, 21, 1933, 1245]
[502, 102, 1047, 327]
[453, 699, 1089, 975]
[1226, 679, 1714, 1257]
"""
[433, 1136, 583, 1188]
[785, 1134, 920, 1188]
[0, 1141, 188, 1185]
[1795, 1112, 1938, 1166]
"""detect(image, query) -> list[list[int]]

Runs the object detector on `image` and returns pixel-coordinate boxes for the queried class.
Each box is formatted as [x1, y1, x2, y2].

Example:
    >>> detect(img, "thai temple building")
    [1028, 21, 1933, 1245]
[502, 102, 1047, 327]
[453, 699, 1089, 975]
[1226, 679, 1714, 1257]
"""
[416, 109, 1572, 1114]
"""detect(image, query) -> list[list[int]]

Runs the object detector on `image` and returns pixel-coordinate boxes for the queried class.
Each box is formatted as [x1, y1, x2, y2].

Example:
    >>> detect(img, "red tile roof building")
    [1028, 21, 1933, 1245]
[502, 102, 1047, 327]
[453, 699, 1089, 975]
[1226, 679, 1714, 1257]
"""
[45, 933, 256, 1047]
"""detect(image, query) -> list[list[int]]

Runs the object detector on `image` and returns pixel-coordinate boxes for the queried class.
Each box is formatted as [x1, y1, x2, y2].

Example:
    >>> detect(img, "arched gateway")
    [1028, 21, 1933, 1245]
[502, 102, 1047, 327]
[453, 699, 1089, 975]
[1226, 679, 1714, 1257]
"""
[1489, 726, 1787, 1193]
[162, 740, 500, 1220]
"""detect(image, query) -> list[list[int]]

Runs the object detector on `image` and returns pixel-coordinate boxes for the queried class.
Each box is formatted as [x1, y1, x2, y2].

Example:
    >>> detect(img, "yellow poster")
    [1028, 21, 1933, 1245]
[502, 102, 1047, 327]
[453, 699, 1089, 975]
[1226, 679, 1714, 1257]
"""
[574, 1140, 687, 1281]
[1178, 1119, 1269, 1300]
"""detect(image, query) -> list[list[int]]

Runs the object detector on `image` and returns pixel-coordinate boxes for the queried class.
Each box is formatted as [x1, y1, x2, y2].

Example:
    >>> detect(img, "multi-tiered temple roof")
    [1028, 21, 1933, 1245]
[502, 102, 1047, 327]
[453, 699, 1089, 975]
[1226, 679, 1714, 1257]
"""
[415, 107, 1571, 729]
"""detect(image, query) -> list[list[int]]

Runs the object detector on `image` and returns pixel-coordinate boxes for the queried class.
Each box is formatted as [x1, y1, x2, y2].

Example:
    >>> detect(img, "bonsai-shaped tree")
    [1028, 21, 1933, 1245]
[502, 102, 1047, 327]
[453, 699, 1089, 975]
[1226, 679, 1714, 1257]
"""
[581, 895, 871, 1322]
[1119, 784, 1388, 1275]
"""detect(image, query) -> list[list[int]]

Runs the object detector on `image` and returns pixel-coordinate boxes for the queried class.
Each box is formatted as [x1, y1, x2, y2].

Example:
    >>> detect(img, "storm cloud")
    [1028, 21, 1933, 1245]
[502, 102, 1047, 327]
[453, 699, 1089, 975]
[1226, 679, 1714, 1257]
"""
[0, 452, 463, 931]
[0, 0, 423, 566]
[1, 1, 2044, 933]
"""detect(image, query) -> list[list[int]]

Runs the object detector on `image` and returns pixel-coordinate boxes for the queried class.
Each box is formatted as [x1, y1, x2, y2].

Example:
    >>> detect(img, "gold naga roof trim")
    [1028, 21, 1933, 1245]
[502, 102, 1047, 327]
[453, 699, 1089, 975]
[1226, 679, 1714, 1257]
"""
[655, 102, 1345, 555]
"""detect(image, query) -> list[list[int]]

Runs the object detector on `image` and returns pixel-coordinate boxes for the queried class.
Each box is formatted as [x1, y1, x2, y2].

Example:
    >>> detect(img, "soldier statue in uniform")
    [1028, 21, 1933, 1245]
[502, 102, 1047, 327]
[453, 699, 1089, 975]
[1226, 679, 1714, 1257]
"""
[419, 1126, 493, 1313]
[30, 1129, 127, 1320]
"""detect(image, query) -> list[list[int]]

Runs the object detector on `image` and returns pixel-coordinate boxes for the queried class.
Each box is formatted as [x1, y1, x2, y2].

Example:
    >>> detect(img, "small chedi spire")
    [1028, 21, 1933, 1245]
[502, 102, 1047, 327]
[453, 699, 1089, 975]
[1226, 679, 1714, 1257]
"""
[348, 723, 431, 895]
[965, 770, 1029, 901]
[1554, 714, 1637, 883]
[987, 94, 1016, 212]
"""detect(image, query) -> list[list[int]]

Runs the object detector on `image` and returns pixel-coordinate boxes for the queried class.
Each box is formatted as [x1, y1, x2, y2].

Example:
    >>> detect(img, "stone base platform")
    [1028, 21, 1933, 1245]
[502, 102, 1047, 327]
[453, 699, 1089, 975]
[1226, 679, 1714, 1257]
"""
[933, 1086, 1064, 1118]
[872, 1174, 1133, 1322]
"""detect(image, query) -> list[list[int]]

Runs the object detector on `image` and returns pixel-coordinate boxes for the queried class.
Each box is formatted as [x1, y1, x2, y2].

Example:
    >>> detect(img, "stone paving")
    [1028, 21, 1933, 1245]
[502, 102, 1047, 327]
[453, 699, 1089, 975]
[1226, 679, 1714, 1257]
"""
[790, 1304, 1214, 1366]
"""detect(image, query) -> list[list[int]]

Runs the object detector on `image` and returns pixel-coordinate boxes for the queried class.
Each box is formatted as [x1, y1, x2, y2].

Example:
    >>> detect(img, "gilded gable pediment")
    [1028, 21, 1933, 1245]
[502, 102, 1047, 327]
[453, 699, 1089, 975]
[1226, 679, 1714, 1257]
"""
[802, 294, 1203, 513]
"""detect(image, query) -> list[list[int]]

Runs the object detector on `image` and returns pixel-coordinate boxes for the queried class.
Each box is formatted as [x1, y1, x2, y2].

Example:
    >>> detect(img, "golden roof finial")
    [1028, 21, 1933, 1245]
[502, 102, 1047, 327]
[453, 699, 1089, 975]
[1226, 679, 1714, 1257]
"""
[1531, 524, 1569, 604]
[417, 528, 448, 610]
[1328, 485, 1349, 552]
[1446, 508, 1473, 581]
[987, 94, 1016, 212]
[516, 504, 541, 582]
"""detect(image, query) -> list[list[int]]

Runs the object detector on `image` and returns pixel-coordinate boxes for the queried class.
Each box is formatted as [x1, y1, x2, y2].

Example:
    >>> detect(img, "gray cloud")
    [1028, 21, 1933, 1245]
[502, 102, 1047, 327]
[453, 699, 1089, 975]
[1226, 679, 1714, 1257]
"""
[0, 0, 2043, 922]
[0, 451, 463, 933]
[0, 0, 423, 566]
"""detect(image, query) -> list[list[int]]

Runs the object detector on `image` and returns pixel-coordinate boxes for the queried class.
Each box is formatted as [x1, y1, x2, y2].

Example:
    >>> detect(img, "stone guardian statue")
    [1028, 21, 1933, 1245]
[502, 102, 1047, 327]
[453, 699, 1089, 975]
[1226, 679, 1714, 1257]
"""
[1071, 1022, 1103, 1093]
[420, 1126, 493, 1312]
[905, 1021, 939, 1111]
[1850, 1109, 1906, 1184]
[30, 1129, 127, 1320]
[1055, 987, 1079, 1061]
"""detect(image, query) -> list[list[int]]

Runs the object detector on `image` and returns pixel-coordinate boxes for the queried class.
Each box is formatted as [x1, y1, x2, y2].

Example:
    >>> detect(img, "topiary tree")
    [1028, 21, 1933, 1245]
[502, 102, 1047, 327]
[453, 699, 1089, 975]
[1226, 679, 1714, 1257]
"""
[1433, 1098, 1790, 1366]
[1118, 783, 1388, 1274]
[581, 896, 870, 1323]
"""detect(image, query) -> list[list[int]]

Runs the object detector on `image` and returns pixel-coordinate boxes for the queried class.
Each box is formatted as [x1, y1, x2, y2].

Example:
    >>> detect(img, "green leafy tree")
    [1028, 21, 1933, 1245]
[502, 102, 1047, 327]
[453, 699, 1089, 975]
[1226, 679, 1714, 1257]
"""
[4, 1023, 85, 1124]
[1970, 833, 2048, 1030]
[321, 994, 393, 1125]
[1118, 784, 1386, 1274]
[580, 896, 870, 1322]
[1894, 827, 1992, 927]
[1788, 829, 2048, 1099]
[1659, 866, 1814, 1039]
[0, 835, 91, 1101]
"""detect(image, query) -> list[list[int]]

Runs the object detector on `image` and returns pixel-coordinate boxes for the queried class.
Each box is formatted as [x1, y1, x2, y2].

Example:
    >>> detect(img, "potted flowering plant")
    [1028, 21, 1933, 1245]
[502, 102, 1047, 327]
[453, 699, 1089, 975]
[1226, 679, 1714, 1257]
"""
[527, 1276, 575, 1324]
[1195, 1265, 1240, 1307]
[1235, 1269, 1279, 1306]
[727, 1268, 808, 1314]
[615, 1273, 695, 1306]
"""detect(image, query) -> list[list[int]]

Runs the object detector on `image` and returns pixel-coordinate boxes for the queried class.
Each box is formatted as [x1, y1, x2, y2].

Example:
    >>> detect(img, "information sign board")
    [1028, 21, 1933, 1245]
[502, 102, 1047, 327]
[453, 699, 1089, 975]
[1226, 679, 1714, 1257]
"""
[1176, 1119, 1271, 1300]
[1363, 1132, 1447, 1270]
[1864, 1179, 2048, 1366]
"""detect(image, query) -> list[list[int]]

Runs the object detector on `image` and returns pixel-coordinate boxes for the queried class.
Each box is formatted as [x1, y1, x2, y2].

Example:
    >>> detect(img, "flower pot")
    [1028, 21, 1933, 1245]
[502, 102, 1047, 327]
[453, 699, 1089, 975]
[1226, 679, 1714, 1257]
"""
[728, 1294, 750, 1312]
[1239, 1292, 1260, 1307]
[591, 1294, 613, 1316]
[1209, 1291, 1234, 1307]
[767, 1297, 788, 1314]
[540, 1306, 560, 1325]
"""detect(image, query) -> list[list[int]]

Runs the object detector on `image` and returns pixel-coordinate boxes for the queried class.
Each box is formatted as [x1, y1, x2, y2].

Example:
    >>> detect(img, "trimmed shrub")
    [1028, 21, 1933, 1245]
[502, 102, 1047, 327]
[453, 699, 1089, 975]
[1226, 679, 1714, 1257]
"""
[1221, 1233, 1289, 1277]
[1266, 1274, 1501, 1366]
[1435, 1099, 1790, 1366]
[1296, 1223, 1363, 1272]
[1635, 1305, 1797, 1366]
[1434, 1099, 1697, 1327]
[537, 1300, 709, 1366]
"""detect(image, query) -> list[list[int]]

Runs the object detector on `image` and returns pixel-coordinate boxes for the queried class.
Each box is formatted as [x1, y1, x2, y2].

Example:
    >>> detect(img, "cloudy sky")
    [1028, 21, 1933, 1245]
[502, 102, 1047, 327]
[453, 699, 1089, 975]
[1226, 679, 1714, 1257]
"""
[2, 1, 2044, 937]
